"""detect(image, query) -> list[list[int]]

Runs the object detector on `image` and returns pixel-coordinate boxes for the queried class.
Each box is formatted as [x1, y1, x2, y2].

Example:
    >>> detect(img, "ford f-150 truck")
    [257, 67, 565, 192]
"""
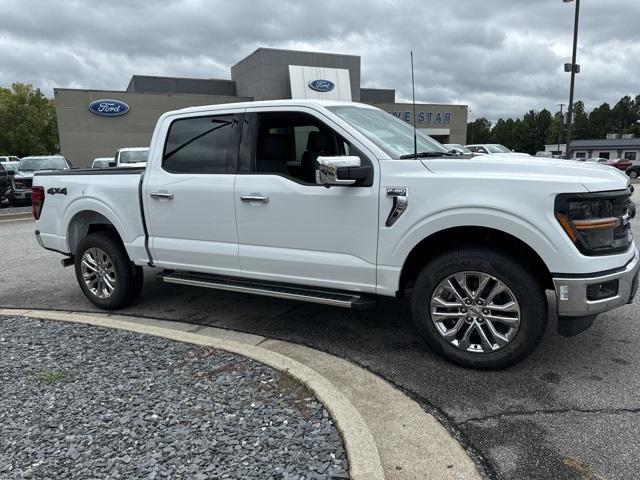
[32, 100, 639, 369]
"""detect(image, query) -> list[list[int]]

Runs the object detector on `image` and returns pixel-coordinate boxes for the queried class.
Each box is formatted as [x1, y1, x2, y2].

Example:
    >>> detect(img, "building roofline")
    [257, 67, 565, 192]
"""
[53, 87, 251, 100]
[231, 46, 361, 68]
[128, 74, 234, 83]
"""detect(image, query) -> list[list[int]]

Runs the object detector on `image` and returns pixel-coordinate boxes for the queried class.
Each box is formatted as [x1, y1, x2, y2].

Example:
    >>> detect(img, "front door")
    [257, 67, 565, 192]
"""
[143, 108, 243, 276]
[234, 107, 379, 293]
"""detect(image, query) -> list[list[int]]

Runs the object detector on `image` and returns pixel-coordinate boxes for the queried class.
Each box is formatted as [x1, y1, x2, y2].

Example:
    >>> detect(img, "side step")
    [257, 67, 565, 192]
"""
[157, 271, 377, 309]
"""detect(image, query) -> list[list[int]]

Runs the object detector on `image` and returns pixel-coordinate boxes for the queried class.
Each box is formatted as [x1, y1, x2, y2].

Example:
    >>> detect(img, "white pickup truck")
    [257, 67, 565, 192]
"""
[32, 100, 638, 369]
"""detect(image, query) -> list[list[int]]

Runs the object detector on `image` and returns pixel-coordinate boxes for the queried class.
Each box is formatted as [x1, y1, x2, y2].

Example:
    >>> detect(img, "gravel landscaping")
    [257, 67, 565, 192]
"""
[0, 316, 349, 479]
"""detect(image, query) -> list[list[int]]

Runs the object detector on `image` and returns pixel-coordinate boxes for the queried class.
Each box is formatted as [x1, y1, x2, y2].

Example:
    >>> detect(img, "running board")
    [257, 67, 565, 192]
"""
[157, 271, 377, 309]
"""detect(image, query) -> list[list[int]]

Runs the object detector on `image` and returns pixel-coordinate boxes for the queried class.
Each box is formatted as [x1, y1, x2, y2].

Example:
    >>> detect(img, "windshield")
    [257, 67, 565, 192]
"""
[487, 144, 512, 153]
[2, 163, 19, 173]
[327, 106, 449, 159]
[18, 157, 68, 172]
[119, 149, 148, 164]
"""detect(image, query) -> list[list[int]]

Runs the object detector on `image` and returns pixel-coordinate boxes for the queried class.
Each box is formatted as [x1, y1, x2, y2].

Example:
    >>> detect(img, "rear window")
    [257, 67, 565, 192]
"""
[18, 157, 68, 171]
[163, 114, 236, 174]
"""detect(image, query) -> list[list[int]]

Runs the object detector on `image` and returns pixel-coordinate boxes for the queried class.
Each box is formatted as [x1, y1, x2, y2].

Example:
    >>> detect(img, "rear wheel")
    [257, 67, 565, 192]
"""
[411, 246, 547, 369]
[629, 169, 639, 179]
[74, 231, 143, 310]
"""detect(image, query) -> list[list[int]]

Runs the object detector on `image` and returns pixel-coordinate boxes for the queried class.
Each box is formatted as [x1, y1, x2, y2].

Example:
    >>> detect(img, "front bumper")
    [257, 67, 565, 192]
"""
[553, 248, 640, 318]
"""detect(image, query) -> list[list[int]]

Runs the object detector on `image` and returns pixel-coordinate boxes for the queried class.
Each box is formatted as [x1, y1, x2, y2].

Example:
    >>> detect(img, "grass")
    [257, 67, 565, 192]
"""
[35, 370, 71, 384]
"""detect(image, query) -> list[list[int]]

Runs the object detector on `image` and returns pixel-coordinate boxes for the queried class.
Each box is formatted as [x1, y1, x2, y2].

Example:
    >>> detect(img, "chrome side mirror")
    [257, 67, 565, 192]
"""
[316, 156, 366, 186]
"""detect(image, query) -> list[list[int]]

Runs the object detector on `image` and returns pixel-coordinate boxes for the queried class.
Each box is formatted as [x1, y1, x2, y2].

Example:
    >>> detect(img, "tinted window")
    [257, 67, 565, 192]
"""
[248, 112, 371, 186]
[163, 114, 236, 174]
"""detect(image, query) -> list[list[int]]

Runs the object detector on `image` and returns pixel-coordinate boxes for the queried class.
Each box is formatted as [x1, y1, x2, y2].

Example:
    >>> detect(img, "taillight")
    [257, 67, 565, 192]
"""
[32, 186, 45, 220]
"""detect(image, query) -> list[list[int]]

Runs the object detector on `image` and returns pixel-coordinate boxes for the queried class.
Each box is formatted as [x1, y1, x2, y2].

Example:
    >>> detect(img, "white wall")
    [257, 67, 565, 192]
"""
[289, 65, 352, 101]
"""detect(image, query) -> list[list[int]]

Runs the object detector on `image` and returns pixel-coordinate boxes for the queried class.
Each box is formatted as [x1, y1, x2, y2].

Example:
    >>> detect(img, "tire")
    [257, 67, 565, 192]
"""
[74, 230, 144, 310]
[411, 246, 547, 369]
[629, 169, 638, 179]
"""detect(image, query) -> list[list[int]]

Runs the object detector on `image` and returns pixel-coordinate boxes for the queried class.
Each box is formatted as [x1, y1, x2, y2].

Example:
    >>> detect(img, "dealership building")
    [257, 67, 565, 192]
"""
[54, 47, 468, 166]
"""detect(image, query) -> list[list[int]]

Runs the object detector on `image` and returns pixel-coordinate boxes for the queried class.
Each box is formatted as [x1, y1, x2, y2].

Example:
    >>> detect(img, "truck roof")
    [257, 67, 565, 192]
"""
[168, 99, 376, 116]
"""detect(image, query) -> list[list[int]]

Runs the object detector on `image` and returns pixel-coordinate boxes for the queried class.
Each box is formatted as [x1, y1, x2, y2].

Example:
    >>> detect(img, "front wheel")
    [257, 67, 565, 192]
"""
[411, 246, 548, 369]
[628, 169, 639, 179]
[74, 231, 143, 310]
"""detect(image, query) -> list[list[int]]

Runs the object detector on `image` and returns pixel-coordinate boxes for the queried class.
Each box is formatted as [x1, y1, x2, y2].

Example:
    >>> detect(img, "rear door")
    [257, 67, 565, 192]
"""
[234, 106, 380, 292]
[143, 108, 244, 275]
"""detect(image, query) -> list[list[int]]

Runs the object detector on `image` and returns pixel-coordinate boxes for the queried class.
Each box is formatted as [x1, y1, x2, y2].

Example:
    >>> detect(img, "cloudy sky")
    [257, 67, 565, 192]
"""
[1, 0, 638, 121]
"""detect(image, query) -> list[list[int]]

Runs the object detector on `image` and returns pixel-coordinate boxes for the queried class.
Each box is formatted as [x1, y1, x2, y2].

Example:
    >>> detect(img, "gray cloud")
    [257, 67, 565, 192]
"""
[0, 0, 638, 121]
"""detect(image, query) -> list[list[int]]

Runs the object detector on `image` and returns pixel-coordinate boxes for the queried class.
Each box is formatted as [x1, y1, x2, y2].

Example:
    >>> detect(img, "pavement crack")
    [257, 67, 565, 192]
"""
[460, 406, 640, 425]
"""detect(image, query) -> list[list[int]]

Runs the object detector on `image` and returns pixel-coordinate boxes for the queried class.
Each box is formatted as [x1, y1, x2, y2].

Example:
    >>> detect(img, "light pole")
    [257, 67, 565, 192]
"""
[558, 103, 565, 156]
[563, 0, 581, 160]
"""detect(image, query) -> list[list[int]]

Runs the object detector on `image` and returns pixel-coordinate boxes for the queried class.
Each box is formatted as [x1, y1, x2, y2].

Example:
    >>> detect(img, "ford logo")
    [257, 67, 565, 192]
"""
[88, 99, 130, 117]
[308, 79, 335, 92]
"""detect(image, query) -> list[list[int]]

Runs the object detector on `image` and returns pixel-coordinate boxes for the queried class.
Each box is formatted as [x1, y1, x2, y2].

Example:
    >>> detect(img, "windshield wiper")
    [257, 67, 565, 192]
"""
[399, 151, 456, 159]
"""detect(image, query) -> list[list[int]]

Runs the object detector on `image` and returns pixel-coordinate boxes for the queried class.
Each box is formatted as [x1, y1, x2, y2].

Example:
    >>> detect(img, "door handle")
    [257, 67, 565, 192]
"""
[150, 191, 174, 200]
[240, 194, 269, 203]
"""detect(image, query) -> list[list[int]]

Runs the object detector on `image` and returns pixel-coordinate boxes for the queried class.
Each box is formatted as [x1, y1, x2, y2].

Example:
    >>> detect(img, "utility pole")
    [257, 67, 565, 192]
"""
[558, 103, 565, 156]
[563, 0, 581, 159]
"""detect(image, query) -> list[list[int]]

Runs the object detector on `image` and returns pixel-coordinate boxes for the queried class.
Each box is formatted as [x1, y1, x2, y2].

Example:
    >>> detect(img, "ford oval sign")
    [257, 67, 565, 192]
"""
[88, 99, 130, 117]
[308, 79, 335, 93]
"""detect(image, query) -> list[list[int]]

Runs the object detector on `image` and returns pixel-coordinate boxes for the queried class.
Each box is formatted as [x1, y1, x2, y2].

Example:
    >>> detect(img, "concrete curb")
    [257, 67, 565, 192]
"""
[0, 308, 482, 480]
[0, 212, 32, 222]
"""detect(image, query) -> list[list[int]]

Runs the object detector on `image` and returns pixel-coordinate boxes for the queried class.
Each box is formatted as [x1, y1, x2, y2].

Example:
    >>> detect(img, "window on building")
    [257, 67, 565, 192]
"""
[624, 152, 637, 161]
[598, 152, 610, 160]
[163, 114, 237, 174]
[575, 152, 587, 159]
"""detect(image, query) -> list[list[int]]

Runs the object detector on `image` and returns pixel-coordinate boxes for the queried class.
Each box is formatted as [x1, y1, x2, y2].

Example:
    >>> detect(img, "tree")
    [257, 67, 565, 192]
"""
[570, 101, 591, 140]
[466, 117, 492, 144]
[0, 82, 59, 157]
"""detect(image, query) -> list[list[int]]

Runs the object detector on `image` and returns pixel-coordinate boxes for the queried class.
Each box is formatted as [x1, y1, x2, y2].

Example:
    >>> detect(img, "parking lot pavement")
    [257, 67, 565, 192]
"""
[1, 195, 639, 479]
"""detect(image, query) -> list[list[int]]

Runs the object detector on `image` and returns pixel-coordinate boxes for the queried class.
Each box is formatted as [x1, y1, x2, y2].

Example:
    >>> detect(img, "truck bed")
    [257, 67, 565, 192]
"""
[33, 168, 150, 264]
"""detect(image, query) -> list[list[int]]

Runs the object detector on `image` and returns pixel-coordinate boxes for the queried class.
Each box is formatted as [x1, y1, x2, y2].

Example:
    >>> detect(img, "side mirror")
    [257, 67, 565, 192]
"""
[108, 161, 117, 167]
[316, 156, 370, 186]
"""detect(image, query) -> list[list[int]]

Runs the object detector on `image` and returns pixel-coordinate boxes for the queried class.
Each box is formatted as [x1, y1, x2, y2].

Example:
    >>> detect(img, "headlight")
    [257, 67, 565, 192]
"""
[555, 190, 634, 255]
[13, 179, 25, 189]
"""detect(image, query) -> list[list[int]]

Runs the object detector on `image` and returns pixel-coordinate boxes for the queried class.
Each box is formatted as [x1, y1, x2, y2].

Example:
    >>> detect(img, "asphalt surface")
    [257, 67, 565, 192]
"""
[1, 191, 639, 480]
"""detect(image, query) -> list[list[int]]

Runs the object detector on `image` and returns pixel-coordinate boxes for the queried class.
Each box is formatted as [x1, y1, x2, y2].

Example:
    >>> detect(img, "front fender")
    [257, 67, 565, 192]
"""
[392, 207, 561, 267]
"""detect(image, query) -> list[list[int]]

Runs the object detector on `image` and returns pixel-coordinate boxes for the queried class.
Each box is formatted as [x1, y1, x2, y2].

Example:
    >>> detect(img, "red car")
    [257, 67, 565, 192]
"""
[605, 158, 633, 171]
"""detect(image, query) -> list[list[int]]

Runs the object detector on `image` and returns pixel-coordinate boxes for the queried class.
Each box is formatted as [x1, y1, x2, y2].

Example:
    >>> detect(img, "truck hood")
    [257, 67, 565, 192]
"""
[421, 154, 630, 193]
[14, 172, 35, 180]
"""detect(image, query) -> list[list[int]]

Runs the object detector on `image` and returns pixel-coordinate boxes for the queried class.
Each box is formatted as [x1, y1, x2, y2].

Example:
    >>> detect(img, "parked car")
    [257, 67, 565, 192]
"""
[0, 163, 11, 206]
[535, 151, 555, 158]
[92, 157, 114, 168]
[443, 144, 474, 155]
[0, 155, 21, 164]
[114, 147, 149, 168]
[1, 161, 20, 175]
[10, 155, 70, 205]
[466, 144, 531, 157]
[626, 164, 640, 179]
[605, 158, 633, 171]
[33, 100, 638, 369]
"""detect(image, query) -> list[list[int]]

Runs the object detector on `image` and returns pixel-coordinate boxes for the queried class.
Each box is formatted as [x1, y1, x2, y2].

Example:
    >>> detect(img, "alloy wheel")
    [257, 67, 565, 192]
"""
[430, 271, 521, 353]
[80, 247, 116, 299]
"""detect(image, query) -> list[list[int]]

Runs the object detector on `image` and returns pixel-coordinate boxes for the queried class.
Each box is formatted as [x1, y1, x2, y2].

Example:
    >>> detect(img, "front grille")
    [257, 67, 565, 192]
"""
[13, 178, 32, 189]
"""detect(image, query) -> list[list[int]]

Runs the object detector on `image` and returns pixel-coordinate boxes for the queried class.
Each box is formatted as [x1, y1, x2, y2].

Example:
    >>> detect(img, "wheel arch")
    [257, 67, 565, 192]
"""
[67, 210, 125, 255]
[398, 226, 554, 294]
